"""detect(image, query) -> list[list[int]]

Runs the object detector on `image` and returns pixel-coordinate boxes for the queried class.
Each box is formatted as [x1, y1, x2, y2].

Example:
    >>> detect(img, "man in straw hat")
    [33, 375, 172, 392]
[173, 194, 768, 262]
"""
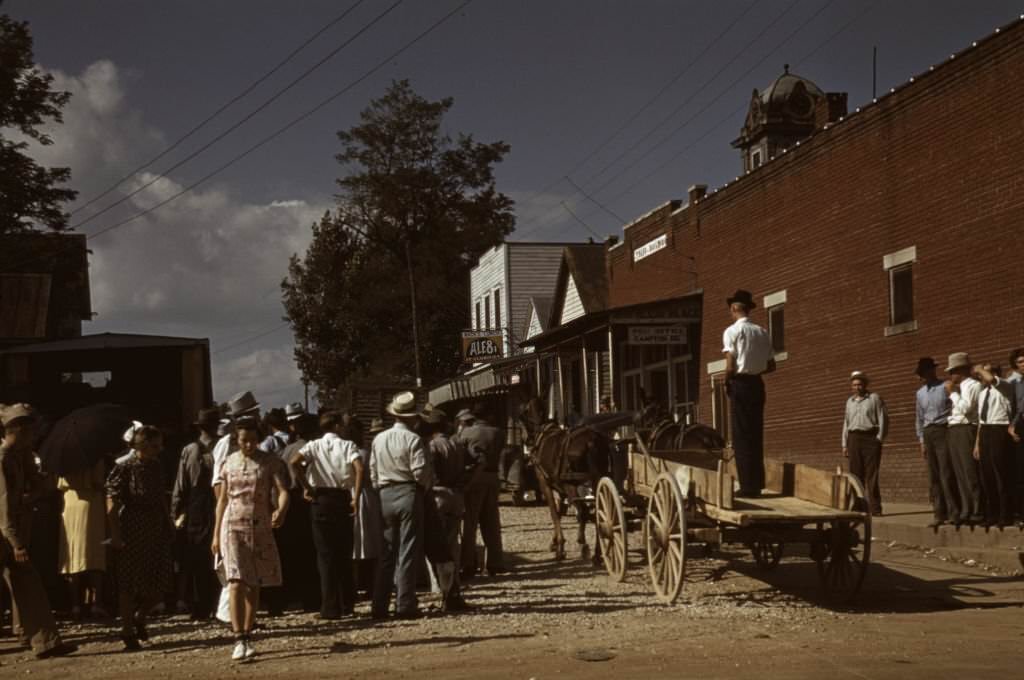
[945, 353, 984, 525]
[0, 404, 76, 658]
[721, 289, 774, 498]
[841, 371, 888, 515]
[914, 357, 958, 527]
[370, 392, 432, 619]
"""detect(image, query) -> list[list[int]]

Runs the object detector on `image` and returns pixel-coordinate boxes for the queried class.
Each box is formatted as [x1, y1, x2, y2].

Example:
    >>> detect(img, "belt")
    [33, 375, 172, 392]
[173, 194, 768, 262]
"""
[311, 487, 349, 496]
[849, 428, 879, 435]
[923, 423, 947, 429]
[948, 423, 976, 428]
[731, 373, 763, 380]
[980, 423, 1010, 428]
[379, 481, 416, 488]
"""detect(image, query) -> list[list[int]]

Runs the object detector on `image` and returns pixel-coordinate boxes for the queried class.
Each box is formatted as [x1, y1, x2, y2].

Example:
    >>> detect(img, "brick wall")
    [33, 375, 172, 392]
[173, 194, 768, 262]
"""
[607, 19, 1024, 502]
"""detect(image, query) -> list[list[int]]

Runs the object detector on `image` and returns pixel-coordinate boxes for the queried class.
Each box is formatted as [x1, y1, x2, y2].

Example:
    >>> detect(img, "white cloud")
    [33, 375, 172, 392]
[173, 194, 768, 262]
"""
[25, 60, 330, 406]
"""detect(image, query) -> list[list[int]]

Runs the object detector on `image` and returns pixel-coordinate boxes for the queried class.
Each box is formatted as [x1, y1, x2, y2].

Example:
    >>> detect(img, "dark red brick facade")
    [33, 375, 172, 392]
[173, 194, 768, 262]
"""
[606, 19, 1024, 501]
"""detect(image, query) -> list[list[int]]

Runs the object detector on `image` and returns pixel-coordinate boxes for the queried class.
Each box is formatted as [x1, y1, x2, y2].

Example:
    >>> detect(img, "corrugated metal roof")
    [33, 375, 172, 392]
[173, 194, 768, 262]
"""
[0, 332, 209, 355]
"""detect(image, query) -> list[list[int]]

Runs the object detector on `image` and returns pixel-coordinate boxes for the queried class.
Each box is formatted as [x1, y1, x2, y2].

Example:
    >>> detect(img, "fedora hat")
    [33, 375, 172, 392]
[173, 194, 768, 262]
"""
[726, 289, 756, 309]
[455, 408, 475, 422]
[284, 402, 306, 421]
[368, 417, 386, 435]
[385, 391, 418, 418]
[945, 352, 971, 373]
[0, 403, 35, 427]
[227, 390, 261, 418]
[420, 404, 448, 425]
[193, 407, 221, 428]
[914, 357, 938, 376]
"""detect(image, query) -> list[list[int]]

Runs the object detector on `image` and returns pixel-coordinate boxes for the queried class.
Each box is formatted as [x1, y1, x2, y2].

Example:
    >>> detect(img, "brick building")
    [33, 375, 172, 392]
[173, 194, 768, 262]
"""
[605, 18, 1024, 501]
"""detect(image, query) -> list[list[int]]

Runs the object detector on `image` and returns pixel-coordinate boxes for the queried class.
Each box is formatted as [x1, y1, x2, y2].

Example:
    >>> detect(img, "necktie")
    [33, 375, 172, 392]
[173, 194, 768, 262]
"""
[980, 387, 990, 423]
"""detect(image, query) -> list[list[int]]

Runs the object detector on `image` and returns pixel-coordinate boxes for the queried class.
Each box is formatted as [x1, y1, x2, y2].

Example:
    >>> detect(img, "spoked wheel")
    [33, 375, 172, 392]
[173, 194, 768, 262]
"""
[750, 541, 784, 571]
[596, 477, 627, 582]
[645, 472, 687, 604]
[817, 473, 872, 603]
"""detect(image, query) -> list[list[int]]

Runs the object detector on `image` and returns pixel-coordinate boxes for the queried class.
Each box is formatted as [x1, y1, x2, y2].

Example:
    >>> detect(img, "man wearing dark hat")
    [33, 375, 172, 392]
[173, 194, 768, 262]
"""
[277, 412, 320, 612]
[0, 404, 76, 658]
[945, 353, 984, 525]
[370, 392, 432, 619]
[721, 290, 774, 498]
[172, 408, 221, 619]
[914, 358, 957, 527]
[456, 406, 507, 578]
[421, 407, 469, 612]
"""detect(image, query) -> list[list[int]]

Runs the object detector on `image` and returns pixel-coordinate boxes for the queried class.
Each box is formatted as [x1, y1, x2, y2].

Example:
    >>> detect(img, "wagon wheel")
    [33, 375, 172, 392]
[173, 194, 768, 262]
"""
[645, 472, 687, 604]
[817, 472, 872, 603]
[596, 477, 627, 582]
[750, 541, 784, 571]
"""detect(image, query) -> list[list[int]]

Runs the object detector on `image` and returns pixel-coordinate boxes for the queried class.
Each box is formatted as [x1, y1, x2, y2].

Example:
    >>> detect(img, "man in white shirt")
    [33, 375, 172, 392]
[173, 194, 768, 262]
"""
[370, 392, 432, 619]
[289, 411, 363, 619]
[972, 364, 1015, 528]
[721, 289, 774, 498]
[945, 353, 984, 525]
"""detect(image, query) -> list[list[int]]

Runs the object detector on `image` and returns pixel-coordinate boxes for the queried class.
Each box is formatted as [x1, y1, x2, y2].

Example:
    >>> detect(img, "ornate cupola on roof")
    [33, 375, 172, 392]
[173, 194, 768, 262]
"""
[731, 65, 847, 173]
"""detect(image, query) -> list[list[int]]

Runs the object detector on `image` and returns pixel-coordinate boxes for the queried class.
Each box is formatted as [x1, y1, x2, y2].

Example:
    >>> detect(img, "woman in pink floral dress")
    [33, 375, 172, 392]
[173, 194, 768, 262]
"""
[211, 418, 289, 662]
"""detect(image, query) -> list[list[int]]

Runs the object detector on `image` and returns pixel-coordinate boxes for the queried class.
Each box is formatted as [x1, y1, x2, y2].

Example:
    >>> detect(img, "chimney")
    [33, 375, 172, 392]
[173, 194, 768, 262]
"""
[687, 184, 707, 205]
[815, 92, 848, 129]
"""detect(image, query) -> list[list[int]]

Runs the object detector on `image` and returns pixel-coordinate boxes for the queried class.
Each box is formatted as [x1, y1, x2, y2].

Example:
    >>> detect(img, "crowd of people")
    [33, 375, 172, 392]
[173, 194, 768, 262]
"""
[0, 390, 509, 662]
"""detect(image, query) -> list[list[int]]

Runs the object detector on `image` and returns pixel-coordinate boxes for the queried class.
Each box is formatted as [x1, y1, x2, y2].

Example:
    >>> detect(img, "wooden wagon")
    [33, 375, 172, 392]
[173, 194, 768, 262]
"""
[594, 437, 872, 604]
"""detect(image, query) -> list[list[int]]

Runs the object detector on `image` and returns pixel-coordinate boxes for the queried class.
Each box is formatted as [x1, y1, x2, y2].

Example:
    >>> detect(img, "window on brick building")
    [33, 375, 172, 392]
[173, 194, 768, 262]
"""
[883, 246, 917, 336]
[889, 265, 914, 325]
[762, 289, 788, 359]
[751, 149, 762, 169]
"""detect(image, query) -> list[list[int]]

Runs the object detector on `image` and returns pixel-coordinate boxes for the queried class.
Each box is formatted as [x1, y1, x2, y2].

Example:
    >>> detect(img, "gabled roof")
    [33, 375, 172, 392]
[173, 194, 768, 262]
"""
[548, 244, 607, 328]
[525, 296, 552, 335]
[0, 332, 209, 355]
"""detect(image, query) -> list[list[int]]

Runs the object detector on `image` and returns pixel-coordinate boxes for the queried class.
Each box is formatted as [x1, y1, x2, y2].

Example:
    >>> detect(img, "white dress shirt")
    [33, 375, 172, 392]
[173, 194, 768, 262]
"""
[977, 379, 1014, 425]
[298, 432, 361, 489]
[722, 317, 773, 375]
[369, 421, 432, 490]
[948, 377, 981, 425]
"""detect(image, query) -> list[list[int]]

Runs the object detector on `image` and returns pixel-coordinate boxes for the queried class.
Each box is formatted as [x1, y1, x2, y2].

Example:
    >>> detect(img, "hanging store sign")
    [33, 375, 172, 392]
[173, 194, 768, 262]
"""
[633, 234, 667, 262]
[461, 329, 503, 362]
[627, 325, 687, 345]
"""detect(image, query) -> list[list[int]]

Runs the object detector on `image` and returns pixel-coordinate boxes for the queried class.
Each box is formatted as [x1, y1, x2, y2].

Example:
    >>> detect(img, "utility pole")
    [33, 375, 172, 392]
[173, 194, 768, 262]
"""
[404, 239, 423, 388]
[303, 379, 309, 411]
[872, 46, 877, 99]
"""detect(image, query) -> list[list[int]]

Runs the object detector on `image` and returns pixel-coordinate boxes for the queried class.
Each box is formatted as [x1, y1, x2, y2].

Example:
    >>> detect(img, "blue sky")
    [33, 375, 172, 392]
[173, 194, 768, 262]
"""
[7, 0, 1020, 406]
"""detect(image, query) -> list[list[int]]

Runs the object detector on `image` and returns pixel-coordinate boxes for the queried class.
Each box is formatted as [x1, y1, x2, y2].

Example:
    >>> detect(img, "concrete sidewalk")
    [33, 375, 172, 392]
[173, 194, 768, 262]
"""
[873, 502, 1024, 574]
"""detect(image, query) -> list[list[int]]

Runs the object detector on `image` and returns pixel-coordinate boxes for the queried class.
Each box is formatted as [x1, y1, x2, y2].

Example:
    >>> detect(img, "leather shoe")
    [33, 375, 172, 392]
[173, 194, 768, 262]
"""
[37, 642, 77, 659]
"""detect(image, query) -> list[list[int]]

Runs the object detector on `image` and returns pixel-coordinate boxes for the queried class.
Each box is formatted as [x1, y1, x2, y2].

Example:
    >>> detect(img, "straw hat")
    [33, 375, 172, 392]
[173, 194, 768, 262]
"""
[385, 391, 418, 418]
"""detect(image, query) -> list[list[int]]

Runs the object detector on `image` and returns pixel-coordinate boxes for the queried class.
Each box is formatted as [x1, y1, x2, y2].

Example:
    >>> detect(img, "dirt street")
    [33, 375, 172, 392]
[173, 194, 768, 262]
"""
[3, 502, 1022, 679]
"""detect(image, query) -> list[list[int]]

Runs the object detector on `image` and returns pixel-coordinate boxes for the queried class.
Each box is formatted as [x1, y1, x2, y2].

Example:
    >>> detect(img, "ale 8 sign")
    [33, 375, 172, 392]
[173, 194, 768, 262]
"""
[461, 329, 503, 362]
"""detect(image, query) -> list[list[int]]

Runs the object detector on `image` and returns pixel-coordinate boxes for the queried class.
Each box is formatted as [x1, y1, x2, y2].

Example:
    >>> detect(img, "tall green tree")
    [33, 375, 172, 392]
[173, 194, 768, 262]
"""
[0, 4, 77, 233]
[283, 80, 514, 404]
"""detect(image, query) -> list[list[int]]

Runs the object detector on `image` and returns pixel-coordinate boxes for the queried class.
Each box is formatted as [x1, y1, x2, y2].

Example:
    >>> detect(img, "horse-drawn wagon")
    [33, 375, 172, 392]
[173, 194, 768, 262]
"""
[523, 408, 872, 606]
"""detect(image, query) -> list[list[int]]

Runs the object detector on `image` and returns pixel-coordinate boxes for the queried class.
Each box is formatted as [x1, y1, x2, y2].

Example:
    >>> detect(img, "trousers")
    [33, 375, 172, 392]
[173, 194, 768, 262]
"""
[728, 374, 765, 494]
[847, 431, 883, 515]
[923, 425, 959, 521]
[948, 424, 983, 521]
[310, 489, 354, 617]
[182, 540, 218, 618]
[461, 473, 504, 573]
[2, 557, 62, 654]
[373, 484, 423, 616]
[977, 425, 1013, 525]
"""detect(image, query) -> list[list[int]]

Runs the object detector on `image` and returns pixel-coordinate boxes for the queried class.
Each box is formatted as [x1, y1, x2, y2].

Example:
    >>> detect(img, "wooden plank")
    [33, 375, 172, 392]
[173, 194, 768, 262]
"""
[792, 463, 838, 508]
[701, 494, 864, 526]
[764, 458, 795, 495]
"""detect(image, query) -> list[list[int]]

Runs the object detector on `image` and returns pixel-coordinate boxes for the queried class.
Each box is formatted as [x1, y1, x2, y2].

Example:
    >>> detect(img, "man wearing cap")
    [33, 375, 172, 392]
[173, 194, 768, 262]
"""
[260, 409, 290, 456]
[171, 408, 220, 619]
[289, 411, 363, 619]
[915, 358, 957, 527]
[0, 404, 75, 658]
[945, 353, 984, 525]
[456, 407, 507, 578]
[842, 372, 888, 515]
[370, 392, 432, 619]
[722, 289, 774, 498]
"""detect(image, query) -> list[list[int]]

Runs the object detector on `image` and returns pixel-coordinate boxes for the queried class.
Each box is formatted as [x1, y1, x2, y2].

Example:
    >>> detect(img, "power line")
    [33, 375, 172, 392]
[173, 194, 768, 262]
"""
[72, 0, 405, 232]
[559, 201, 602, 240]
[211, 321, 292, 356]
[70, 0, 370, 218]
[84, 0, 473, 242]
[563, 175, 625, 224]
[510, 0, 759, 226]
[577, 0, 804, 190]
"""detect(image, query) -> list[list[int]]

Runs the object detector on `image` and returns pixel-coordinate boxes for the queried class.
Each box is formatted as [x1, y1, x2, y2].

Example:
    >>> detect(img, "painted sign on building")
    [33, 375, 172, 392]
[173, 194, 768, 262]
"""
[633, 234, 667, 262]
[461, 329, 503, 362]
[627, 325, 687, 345]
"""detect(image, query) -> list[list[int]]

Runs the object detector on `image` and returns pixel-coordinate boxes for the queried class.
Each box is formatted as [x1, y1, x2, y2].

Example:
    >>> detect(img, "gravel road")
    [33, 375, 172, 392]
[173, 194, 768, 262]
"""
[3, 500, 1022, 679]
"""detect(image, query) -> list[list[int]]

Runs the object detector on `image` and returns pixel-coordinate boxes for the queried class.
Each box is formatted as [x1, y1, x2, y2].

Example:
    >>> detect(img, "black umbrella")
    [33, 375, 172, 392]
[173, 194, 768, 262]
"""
[578, 410, 638, 432]
[38, 403, 134, 476]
